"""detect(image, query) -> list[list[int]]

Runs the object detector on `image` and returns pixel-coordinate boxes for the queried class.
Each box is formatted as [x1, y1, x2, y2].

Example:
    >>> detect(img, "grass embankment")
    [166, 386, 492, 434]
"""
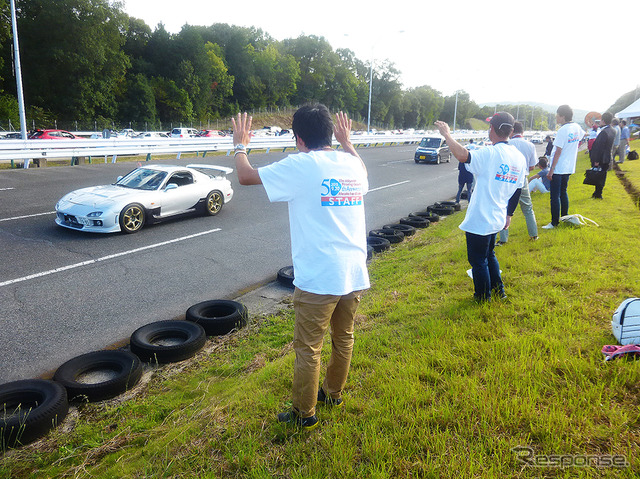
[2, 141, 640, 478]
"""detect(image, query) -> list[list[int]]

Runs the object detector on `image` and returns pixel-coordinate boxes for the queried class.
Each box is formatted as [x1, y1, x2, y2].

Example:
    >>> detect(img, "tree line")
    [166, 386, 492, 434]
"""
[0, 0, 555, 132]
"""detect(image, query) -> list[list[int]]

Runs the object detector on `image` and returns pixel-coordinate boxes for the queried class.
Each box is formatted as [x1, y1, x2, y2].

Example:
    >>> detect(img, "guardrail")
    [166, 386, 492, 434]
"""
[0, 132, 487, 168]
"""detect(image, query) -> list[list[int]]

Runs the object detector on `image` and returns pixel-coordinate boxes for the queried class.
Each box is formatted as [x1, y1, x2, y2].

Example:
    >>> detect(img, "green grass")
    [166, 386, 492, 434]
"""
[2, 141, 640, 478]
[467, 118, 490, 131]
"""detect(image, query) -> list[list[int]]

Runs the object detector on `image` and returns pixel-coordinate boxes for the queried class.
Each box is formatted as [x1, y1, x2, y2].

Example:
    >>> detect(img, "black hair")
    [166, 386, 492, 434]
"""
[557, 104, 573, 122]
[513, 121, 524, 134]
[292, 104, 333, 150]
[601, 112, 613, 125]
[537, 157, 548, 168]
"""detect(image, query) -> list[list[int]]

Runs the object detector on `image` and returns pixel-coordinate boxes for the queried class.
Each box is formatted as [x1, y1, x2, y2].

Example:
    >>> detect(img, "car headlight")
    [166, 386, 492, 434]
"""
[87, 211, 103, 217]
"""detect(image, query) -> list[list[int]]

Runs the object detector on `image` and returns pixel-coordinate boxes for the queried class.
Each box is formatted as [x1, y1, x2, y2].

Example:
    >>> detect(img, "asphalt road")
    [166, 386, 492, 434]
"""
[0, 144, 470, 384]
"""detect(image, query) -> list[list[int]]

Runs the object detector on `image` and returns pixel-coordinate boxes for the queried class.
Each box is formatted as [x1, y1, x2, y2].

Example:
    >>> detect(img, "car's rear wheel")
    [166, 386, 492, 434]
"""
[119, 203, 145, 234]
[205, 190, 224, 216]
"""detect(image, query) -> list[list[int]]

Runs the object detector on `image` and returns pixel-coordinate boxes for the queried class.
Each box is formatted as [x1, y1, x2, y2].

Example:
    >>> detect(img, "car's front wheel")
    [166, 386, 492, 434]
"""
[119, 203, 145, 233]
[205, 190, 224, 216]
[436, 155, 441, 165]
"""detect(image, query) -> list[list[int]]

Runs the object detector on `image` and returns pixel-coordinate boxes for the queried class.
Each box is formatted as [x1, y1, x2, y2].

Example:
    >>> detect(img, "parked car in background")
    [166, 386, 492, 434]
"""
[55, 164, 234, 234]
[1, 132, 25, 139]
[531, 134, 544, 144]
[414, 136, 451, 164]
[29, 129, 77, 139]
[197, 129, 226, 137]
[170, 127, 198, 138]
[135, 132, 169, 139]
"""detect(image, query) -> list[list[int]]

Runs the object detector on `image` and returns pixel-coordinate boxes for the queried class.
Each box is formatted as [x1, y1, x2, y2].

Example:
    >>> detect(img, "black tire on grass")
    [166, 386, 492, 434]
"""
[130, 320, 207, 363]
[276, 266, 295, 288]
[0, 379, 68, 449]
[382, 223, 417, 236]
[427, 204, 455, 215]
[367, 236, 391, 252]
[400, 216, 429, 228]
[369, 228, 404, 244]
[437, 201, 461, 211]
[53, 350, 142, 402]
[186, 300, 248, 336]
[410, 210, 440, 222]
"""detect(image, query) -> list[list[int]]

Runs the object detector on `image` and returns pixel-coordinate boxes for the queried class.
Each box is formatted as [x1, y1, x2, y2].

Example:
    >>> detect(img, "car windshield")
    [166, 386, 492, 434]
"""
[116, 168, 167, 190]
[419, 138, 442, 148]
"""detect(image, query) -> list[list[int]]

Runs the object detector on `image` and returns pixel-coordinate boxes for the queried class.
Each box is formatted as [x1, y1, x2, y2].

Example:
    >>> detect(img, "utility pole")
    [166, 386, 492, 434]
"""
[453, 91, 459, 133]
[10, 0, 29, 167]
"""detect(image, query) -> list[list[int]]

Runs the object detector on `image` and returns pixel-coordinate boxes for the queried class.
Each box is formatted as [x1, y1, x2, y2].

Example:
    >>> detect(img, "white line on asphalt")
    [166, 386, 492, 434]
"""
[0, 187, 15, 191]
[369, 180, 410, 192]
[0, 211, 56, 222]
[0, 228, 221, 288]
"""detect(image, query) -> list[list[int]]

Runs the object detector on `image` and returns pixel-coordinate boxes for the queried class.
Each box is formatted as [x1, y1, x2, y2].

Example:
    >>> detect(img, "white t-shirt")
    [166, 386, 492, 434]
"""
[550, 122, 585, 174]
[459, 142, 527, 236]
[258, 150, 370, 295]
[509, 136, 537, 169]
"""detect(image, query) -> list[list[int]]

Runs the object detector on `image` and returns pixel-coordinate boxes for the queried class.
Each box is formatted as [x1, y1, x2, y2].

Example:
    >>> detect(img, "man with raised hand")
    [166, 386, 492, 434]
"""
[232, 105, 369, 430]
[543, 105, 585, 229]
[435, 112, 527, 302]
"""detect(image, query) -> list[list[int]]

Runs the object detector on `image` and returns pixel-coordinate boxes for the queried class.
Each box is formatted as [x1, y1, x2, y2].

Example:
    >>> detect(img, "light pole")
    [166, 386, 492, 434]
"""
[453, 90, 459, 133]
[365, 30, 404, 133]
[10, 0, 29, 167]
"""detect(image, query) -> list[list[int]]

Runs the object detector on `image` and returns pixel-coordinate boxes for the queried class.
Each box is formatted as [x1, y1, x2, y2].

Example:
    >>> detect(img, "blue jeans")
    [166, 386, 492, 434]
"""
[456, 181, 473, 203]
[549, 174, 570, 226]
[466, 232, 503, 301]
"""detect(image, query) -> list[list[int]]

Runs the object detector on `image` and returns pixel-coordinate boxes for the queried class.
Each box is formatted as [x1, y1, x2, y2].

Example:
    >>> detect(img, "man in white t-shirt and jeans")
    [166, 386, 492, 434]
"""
[543, 104, 585, 229]
[232, 105, 370, 430]
[435, 112, 527, 302]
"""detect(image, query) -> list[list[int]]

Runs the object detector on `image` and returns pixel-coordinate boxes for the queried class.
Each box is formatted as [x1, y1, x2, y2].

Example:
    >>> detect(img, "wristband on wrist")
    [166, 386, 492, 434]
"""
[234, 150, 247, 157]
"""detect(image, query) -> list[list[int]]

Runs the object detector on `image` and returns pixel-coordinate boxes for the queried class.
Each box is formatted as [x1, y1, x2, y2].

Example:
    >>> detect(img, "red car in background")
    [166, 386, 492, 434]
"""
[29, 129, 78, 139]
[197, 130, 226, 138]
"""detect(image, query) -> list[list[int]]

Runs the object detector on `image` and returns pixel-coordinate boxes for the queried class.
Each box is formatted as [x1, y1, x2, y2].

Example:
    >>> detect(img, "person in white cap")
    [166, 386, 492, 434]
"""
[435, 112, 527, 302]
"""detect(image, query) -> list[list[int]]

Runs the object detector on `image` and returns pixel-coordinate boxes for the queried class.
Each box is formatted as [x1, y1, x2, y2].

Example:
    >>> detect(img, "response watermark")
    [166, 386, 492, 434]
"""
[512, 446, 629, 468]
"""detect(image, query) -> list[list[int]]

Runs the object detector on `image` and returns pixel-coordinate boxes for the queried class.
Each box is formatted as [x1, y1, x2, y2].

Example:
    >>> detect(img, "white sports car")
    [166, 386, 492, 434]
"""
[55, 164, 234, 233]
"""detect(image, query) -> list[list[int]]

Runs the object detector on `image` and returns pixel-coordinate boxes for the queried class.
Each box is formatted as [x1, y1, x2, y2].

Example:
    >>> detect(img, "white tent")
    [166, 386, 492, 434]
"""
[616, 98, 640, 118]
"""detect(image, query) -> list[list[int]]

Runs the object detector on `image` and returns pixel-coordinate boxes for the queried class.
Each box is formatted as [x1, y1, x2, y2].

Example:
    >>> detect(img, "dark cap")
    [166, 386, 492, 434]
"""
[489, 111, 515, 136]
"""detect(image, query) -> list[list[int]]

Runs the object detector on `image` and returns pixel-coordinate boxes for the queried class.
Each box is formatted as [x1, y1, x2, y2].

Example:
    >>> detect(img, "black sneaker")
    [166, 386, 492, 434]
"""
[317, 388, 343, 407]
[277, 410, 319, 430]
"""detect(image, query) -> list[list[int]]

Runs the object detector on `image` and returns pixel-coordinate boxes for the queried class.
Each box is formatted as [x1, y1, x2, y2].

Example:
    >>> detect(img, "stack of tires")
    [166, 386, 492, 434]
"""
[0, 299, 248, 449]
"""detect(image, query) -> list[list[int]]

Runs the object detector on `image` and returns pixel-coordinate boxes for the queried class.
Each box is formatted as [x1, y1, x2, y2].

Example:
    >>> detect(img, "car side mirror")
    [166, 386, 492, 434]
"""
[165, 183, 178, 191]
[116, 176, 123, 182]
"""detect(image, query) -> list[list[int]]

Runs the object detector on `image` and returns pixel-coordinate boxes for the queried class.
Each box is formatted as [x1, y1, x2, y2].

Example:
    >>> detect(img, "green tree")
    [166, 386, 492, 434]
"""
[204, 42, 234, 116]
[14, 0, 130, 122]
[403, 86, 444, 129]
[118, 73, 157, 127]
[151, 77, 193, 124]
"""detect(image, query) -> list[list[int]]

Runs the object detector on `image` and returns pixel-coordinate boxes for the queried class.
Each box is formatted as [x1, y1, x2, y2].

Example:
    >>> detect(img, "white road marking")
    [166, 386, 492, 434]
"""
[369, 180, 410, 192]
[0, 211, 56, 222]
[0, 187, 15, 191]
[0, 228, 221, 288]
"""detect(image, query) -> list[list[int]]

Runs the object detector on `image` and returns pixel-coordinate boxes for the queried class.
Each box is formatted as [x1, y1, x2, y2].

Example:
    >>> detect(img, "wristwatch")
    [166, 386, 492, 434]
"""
[234, 144, 246, 151]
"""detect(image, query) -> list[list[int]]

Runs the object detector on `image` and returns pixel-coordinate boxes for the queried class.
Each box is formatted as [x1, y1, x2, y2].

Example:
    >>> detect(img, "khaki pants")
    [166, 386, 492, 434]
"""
[292, 287, 362, 417]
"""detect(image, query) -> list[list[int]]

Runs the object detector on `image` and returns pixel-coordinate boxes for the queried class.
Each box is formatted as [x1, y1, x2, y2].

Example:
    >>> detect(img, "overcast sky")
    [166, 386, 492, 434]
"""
[123, 0, 639, 114]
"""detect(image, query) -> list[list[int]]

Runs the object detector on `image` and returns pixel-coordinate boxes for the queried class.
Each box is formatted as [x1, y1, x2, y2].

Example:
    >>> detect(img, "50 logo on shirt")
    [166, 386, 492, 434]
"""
[321, 178, 363, 206]
[494, 164, 519, 184]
